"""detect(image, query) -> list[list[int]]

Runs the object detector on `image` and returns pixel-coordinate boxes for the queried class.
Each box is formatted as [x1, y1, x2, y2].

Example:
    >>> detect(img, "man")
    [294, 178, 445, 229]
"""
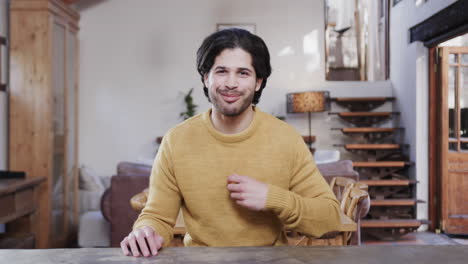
[120, 28, 341, 257]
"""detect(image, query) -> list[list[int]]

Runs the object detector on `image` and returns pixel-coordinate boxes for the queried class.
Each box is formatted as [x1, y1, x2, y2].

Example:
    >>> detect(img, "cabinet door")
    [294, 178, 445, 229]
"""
[65, 28, 79, 230]
[52, 19, 66, 238]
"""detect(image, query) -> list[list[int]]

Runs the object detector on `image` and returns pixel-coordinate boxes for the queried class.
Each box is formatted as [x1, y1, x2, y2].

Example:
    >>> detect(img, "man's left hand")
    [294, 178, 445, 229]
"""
[227, 174, 268, 211]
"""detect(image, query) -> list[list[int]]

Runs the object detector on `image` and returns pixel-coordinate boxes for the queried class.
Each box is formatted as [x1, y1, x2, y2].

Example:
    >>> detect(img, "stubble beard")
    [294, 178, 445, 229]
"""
[210, 89, 255, 117]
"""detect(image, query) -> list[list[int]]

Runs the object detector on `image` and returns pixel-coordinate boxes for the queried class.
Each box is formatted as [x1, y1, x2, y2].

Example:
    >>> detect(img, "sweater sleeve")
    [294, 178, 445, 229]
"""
[264, 136, 341, 238]
[133, 135, 182, 247]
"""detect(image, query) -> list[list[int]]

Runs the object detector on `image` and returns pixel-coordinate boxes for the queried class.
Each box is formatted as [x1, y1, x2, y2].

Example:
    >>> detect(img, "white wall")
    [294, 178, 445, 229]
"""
[78, 0, 392, 177]
[389, 0, 458, 226]
[0, 0, 8, 171]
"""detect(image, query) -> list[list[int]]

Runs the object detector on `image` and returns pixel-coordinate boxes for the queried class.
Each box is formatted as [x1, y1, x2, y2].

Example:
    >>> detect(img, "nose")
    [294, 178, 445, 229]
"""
[225, 73, 238, 89]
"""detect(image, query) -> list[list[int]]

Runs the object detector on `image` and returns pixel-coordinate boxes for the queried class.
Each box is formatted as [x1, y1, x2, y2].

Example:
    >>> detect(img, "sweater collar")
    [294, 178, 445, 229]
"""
[202, 106, 261, 143]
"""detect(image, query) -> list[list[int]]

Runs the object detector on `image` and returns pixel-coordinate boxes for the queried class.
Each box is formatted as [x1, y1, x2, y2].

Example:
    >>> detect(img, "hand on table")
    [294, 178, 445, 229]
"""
[227, 174, 268, 211]
[120, 226, 164, 257]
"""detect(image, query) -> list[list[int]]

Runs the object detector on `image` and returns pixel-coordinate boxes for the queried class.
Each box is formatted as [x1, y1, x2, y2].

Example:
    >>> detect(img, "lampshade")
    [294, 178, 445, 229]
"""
[286, 91, 330, 113]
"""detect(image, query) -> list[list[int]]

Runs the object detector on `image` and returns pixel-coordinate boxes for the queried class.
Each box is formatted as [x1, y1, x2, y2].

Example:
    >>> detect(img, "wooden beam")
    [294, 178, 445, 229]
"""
[409, 0, 468, 46]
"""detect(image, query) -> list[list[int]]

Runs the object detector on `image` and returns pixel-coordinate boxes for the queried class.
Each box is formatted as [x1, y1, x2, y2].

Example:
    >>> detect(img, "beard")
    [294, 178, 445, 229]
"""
[209, 89, 255, 117]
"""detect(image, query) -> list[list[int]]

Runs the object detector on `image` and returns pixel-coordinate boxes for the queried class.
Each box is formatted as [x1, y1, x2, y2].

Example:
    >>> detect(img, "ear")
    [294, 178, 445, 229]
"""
[255, 78, 263, 92]
[203, 74, 209, 88]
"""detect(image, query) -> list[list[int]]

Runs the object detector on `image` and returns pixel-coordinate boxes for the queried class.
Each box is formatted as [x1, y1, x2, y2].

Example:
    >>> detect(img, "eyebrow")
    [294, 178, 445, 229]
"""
[213, 66, 253, 72]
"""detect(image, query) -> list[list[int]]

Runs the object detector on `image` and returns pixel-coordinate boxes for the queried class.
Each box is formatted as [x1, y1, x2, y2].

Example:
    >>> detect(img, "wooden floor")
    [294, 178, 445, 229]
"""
[363, 231, 468, 245]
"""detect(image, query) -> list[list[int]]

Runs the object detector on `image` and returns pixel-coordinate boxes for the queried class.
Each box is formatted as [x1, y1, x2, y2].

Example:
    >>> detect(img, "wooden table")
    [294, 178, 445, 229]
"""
[0, 245, 466, 264]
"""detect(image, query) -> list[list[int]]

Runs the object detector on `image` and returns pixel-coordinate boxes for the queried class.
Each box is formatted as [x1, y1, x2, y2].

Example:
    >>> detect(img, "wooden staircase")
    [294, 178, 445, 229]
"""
[329, 112, 400, 126]
[331, 127, 404, 142]
[331, 97, 395, 111]
[330, 96, 426, 240]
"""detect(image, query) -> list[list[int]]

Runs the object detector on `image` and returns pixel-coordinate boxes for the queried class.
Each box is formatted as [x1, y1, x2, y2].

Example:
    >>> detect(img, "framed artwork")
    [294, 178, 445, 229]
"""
[216, 23, 256, 34]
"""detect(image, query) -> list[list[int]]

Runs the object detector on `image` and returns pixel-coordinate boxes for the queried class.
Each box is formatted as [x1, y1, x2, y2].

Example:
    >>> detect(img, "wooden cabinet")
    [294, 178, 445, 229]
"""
[8, 0, 79, 248]
[0, 177, 46, 248]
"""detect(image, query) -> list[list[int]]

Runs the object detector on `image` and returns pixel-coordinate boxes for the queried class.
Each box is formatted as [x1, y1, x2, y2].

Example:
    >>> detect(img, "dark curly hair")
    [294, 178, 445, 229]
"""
[196, 28, 272, 105]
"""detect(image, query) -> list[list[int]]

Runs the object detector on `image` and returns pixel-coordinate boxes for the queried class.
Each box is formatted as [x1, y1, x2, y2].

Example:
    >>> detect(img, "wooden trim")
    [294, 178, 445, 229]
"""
[440, 47, 449, 234]
[428, 47, 438, 231]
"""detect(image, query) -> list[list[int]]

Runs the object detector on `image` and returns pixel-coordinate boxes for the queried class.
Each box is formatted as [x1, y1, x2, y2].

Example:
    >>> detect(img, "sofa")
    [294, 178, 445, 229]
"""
[90, 160, 366, 247]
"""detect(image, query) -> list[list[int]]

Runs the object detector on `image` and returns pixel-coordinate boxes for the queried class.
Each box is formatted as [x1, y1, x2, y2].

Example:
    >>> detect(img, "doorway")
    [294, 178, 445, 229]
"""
[429, 34, 468, 234]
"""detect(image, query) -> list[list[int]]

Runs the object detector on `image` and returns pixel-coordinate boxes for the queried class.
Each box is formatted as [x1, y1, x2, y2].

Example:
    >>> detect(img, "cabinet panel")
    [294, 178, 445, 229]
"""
[66, 29, 78, 229]
[52, 20, 66, 238]
[9, 0, 80, 248]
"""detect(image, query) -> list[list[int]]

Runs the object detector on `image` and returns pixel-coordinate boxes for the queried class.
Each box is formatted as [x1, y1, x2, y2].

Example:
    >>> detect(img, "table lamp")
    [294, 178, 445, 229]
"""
[287, 91, 330, 150]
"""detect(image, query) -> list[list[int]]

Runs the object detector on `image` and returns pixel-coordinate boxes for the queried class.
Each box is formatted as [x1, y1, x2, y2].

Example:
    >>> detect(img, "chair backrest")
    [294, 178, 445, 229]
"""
[342, 186, 369, 245]
[344, 187, 369, 220]
[352, 182, 370, 218]
[329, 176, 356, 212]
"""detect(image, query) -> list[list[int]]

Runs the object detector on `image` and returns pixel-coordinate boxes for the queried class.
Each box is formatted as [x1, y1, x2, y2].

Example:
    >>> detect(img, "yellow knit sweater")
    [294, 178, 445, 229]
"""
[133, 107, 341, 247]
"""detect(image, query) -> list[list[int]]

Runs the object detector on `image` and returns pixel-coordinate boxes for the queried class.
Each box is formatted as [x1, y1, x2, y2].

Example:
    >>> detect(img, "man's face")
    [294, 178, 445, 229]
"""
[204, 48, 262, 117]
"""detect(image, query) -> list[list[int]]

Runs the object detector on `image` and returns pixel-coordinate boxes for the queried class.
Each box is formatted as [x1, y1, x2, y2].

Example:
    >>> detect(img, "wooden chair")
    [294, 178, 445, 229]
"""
[329, 176, 356, 211]
[342, 187, 369, 244]
[294, 178, 369, 246]
[130, 177, 369, 246]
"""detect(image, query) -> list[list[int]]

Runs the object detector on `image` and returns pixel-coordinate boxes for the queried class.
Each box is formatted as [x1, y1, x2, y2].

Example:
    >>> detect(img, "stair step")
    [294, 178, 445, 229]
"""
[353, 161, 410, 168]
[360, 179, 416, 186]
[361, 219, 423, 228]
[336, 144, 403, 150]
[331, 97, 396, 112]
[370, 199, 418, 206]
[329, 112, 400, 117]
[331, 97, 395, 103]
[333, 127, 402, 133]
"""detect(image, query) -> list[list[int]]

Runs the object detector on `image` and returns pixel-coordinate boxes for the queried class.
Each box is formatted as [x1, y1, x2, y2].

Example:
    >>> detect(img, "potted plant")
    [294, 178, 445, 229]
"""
[180, 88, 198, 120]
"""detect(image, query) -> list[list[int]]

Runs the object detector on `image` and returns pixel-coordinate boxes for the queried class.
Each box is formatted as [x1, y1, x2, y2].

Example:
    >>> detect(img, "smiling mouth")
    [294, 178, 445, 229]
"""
[220, 92, 241, 103]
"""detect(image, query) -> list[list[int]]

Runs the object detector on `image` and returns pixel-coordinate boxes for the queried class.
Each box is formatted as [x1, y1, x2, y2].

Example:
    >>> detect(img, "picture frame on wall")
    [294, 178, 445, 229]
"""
[216, 23, 256, 34]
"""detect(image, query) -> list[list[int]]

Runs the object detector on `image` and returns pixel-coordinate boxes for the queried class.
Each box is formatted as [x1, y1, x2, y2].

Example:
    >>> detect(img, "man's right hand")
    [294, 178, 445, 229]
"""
[120, 226, 164, 257]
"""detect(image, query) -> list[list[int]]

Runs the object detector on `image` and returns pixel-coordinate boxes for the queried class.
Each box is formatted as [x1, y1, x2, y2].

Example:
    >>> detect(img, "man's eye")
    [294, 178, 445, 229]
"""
[240, 71, 249, 76]
[216, 70, 226, 74]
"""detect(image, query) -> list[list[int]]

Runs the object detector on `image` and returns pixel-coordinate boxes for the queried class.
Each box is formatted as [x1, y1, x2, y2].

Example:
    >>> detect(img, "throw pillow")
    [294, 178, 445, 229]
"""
[79, 165, 105, 192]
